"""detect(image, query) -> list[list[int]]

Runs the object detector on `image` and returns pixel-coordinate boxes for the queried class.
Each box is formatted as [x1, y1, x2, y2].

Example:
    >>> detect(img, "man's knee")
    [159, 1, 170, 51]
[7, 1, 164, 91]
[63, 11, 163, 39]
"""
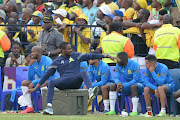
[158, 85, 167, 92]
[144, 87, 150, 94]
[100, 84, 110, 92]
[110, 83, 117, 91]
[21, 80, 32, 86]
[130, 84, 138, 91]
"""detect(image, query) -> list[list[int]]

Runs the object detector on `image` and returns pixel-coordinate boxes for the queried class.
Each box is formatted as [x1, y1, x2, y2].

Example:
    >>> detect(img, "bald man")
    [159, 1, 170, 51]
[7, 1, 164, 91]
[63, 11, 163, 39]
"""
[153, 14, 180, 69]
[21, 8, 33, 23]
[20, 46, 59, 114]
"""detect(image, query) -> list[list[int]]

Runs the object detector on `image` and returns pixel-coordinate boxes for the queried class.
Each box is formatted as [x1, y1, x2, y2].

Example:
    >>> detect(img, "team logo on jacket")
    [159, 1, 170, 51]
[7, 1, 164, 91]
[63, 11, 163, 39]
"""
[41, 66, 44, 71]
[128, 69, 132, 74]
[69, 57, 74, 63]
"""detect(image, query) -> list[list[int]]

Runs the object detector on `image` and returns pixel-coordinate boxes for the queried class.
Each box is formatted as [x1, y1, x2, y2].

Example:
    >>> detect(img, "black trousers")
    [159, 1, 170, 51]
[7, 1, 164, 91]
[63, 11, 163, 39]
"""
[0, 57, 4, 87]
[157, 59, 179, 69]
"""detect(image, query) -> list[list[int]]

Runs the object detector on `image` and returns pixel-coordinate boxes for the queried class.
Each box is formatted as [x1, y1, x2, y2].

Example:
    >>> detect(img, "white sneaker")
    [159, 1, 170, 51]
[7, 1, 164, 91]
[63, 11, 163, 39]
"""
[88, 86, 99, 100]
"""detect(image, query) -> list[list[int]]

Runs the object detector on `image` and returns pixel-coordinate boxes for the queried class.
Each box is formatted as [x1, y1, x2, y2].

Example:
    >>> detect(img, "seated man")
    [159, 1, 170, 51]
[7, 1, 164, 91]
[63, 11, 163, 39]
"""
[144, 55, 175, 117]
[88, 50, 114, 113]
[174, 90, 180, 103]
[105, 52, 144, 116]
[27, 42, 116, 115]
[20, 46, 59, 114]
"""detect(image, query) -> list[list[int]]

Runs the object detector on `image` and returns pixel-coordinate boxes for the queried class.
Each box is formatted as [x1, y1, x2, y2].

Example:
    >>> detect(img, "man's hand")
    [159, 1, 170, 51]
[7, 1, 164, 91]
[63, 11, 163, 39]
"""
[29, 59, 37, 66]
[136, 23, 142, 28]
[11, 55, 16, 62]
[149, 65, 155, 73]
[84, 85, 87, 89]
[28, 30, 35, 37]
[116, 83, 123, 92]
[27, 88, 36, 93]
[42, 50, 48, 56]
[74, 27, 81, 33]
[155, 89, 160, 97]
[28, 83, 34, 89]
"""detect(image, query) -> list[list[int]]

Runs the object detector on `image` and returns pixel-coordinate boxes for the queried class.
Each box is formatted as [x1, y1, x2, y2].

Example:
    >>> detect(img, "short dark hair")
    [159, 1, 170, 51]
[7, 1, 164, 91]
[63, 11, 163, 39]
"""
[145, 55, 157, 62]
[159, 9, 168, 16]
[60, 42, 70, 49]
[117, 52, 128, 61]
[11, 41, 21, 48]
[141, 9, 150, 19]
[109, 22, 122, 33]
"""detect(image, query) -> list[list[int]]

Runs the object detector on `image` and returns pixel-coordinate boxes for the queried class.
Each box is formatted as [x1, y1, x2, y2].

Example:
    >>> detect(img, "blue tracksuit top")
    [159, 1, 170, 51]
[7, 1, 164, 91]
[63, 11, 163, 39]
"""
[28, 55, 59, 81]
[114, 59, 143, 88]
[88, 60, 114, 87]
[39, 52, 105, 85]
[80, 61, 88, 72]
[145, 62, 174, 90]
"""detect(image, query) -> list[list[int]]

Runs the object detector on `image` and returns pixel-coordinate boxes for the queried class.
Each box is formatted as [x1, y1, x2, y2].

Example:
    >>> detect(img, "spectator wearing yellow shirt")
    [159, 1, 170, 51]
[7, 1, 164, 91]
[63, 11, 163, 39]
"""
[121, 0, 135, 21]
[133, 0, 148, 19]
[59, 0, 81, 15]
[27, 11, 43, 43]
[100, 0, 119, 13]
[73, 14, 92, 53]
[0, 10, 6, 32]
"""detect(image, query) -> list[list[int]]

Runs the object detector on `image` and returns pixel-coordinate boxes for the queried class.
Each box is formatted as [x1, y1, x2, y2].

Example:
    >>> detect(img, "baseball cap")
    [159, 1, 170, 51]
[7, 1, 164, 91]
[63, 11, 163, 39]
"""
[32, 11, 43, 19]
[43, 2, 55, 9]
[0, 10, 6, 20]
[105, 14, 115, 20]
[99, 5, 111, 15]
[76, 14, 88, 23]
[52, 9, 67, 17]
[114, 10, 123, 17]
[71, 9, 82, 17]
[43, 16, 53, 22]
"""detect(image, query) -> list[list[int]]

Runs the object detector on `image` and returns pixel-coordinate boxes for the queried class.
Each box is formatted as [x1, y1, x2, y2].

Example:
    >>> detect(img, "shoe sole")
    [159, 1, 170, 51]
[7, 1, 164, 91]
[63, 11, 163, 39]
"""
[43, 111, 53, 115]
[90, 87, 99, 100]
[21, 110, 34, 114]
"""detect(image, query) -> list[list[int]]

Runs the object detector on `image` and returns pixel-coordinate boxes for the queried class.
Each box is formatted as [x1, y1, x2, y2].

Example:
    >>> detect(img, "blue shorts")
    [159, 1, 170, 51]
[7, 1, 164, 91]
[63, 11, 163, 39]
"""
[166, 83, 175, 93]
[122, 83, 144, 95]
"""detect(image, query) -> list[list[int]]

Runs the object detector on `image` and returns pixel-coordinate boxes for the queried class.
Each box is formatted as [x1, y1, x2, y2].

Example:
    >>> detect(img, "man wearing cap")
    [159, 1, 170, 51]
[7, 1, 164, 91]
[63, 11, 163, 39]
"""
[27, 11, 43, 43]
[0, 10, 6, 32]
[53, 9, 70, 42]
[37, 15, 63, 60]
[100, 0, 119, 13]
[73, 14, 92, 53]
[43, 2, 55, 11]
[82, 0, 98, 25]
[59, 0, 81, 15]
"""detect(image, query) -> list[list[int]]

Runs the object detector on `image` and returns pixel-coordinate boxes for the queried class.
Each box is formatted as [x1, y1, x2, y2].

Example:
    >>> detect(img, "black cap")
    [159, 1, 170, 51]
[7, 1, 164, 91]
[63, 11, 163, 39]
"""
[43, 15, 53, 22]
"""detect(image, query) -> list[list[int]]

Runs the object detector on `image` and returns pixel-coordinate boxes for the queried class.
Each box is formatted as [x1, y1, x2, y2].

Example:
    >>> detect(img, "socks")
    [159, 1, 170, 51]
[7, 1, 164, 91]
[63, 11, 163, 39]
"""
[103, 100, 110, 111]
[109, 91, 117, 111]
[160, 107, 166, 113]
[176, 97, 180, 103]
[47, 103, 52, 107]
[21, 86, 33, 108]
[132, 97, 139, 112]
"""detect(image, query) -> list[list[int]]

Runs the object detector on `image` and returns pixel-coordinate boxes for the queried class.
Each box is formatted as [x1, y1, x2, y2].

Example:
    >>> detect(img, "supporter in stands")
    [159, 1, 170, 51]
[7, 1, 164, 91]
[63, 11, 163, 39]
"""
[97, 0, 104, 7]
[0, 28, 11, 84]
[112, 9, 124, 19]
[77, 0, 83, 8]
[59, 0, 81, 15]
[123, 9, 150, 68]
[35, 0, 44, 13]
[21, 8, 33, 24]
[27, 3, 36, 12]
[27, 11, 43, 43]
[0, 10, 6, 31]
[82, 0, 98, 25]
[4, 0, 18, 18]
[133, 0, 148, 19]
[27, 42, 116, 115]
[10, 12, 18, 22]
[113, 16, 123, 22]
[53, 9, 69, 42]
[121, 0, 134, 21]
[100, 0, 119, 13]
[105, 52, 143, 116]
[102, 22, 134, 65]
[54, 2, 62, 10]
[143, 55, 174, 117]
[73, 14, 92, 53]
[37, 16, 63, 60]
[43, 2, 55, 11]
[174, 90, 180, 103]
[20, 46, 58, 114]
[24, 0, 35, 8]
[5, 41, 25, 67]
[87, 50, 114, 114]
[153, 14, 180, 69]
[69, 8, 83, 22]
[43, 8, 53, 16]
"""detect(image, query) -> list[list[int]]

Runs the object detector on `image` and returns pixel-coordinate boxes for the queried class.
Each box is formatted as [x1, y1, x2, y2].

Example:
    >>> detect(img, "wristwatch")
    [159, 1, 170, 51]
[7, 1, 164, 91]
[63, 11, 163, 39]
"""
[48, 52, 51, 57]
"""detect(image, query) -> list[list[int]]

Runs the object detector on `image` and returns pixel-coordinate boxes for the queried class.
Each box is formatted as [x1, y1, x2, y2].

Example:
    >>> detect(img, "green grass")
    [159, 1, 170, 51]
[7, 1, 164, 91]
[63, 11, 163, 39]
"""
[0, 113, 179, 120]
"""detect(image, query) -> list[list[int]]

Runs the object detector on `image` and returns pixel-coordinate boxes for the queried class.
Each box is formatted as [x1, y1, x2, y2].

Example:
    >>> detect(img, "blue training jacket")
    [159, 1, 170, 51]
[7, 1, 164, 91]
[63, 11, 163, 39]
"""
[145, 62, 175, 90]
[28, 55, 59, 81]
[114, 59, 143, 88]
[88, 60, 114, 87]
[38, 52, 105, 85]
[80, 61, 88, 72]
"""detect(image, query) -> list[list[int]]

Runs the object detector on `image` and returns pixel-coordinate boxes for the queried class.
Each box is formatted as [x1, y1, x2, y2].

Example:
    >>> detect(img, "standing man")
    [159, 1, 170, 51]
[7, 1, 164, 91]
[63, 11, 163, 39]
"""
[20, 46, 58, 114]
[37, 16, 63, 60]
[144, 55, 175, 117]
[153, 14, 180, 69]
[0, 30, 11, 85]
[27, 42, 116, 115]
[102, 22, 134, 65]
[82, 0, 98, 25]
[105, 52, 144, 116]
